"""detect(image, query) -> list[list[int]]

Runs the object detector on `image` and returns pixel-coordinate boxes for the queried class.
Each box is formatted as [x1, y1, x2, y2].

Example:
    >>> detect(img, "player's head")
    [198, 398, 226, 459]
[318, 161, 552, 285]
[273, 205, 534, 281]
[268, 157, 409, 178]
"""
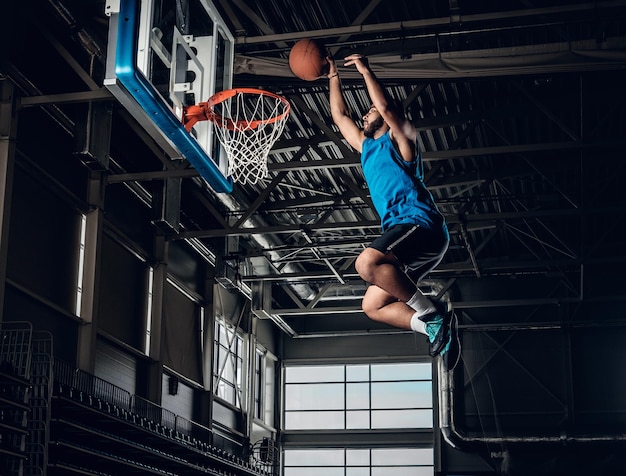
[363, 106, 385, 137]
[362, 99, 405, 137]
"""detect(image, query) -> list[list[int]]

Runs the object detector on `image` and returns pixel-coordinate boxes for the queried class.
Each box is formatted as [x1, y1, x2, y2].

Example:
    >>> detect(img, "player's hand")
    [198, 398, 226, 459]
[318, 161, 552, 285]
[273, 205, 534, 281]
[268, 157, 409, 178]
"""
[344, 54, 370, 74]
[326, 56, 338, 78]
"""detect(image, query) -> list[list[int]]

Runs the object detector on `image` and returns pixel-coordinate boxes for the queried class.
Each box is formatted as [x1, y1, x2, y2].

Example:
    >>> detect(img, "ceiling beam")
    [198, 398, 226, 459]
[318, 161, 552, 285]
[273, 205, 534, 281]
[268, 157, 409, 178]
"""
[234, 2, 626, 45]
[268, 139, 626, 174]
[176, 220, 381, 239]
[107, 168, 200, 183]
[263, 297, 578, 317]
[175, 204, 622, 239]
[19, 89, 113, 107]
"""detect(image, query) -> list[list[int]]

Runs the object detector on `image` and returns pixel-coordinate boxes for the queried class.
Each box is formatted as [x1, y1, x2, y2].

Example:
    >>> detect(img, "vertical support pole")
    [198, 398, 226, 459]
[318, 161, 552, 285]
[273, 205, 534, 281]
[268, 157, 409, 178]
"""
[145, 177, 180, 402]
[144, 234, 167, 404]
[151, 178, 181, 233]
[246, 313, 258, 451]
[76, 171, 107, 372]
[561, 302, 575, 433]
[198, 265, 216, 429]
[74, 101, 112, 171]
[0, 79, 17, 325]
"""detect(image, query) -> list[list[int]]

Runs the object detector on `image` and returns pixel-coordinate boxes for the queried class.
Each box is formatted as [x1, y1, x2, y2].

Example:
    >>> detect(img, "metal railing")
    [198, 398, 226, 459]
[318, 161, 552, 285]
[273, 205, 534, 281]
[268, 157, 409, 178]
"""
[53, 358, 132, 412]
[0, 321, 33, 379]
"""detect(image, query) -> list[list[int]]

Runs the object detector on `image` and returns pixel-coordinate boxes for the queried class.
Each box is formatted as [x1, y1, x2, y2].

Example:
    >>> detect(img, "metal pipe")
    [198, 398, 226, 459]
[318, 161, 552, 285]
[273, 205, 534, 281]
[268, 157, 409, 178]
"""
[437, 357, 626, 449]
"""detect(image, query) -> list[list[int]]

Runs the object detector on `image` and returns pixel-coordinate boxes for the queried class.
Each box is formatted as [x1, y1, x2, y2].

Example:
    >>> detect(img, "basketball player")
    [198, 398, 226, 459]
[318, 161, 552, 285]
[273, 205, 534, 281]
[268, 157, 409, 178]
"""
[327, 54, 459, 368]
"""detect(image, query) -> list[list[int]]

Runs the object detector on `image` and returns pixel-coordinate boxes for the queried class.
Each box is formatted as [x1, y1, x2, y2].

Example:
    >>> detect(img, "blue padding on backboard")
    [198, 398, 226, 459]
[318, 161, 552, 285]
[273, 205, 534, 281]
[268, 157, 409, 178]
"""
[114, 0, 233, 193]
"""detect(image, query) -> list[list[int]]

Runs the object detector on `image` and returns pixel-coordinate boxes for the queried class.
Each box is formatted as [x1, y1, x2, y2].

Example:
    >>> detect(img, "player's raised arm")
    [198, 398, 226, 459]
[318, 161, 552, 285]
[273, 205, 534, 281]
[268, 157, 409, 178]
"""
[327, 57, 365, 152]
[344, 54, 417, 163]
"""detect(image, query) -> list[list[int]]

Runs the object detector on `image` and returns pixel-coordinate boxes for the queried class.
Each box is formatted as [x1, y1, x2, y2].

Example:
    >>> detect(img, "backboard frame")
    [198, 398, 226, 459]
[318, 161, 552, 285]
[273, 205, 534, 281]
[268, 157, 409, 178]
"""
[104, 0, 234, 193]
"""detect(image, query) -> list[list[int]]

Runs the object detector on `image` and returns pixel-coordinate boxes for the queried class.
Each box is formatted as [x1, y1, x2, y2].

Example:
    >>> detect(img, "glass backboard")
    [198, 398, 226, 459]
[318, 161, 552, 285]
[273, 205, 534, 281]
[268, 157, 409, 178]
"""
[104, 0, 234, 193]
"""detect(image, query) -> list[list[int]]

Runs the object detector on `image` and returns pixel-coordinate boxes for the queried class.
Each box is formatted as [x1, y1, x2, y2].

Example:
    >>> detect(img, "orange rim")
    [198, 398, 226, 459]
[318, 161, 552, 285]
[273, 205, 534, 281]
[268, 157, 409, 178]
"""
[205, 88, 290, 130]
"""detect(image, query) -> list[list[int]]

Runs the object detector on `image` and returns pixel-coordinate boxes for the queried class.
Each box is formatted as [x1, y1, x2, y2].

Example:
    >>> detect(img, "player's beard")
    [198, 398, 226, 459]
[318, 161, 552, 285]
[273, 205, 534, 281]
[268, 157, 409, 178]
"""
[363, 116, 384, 138]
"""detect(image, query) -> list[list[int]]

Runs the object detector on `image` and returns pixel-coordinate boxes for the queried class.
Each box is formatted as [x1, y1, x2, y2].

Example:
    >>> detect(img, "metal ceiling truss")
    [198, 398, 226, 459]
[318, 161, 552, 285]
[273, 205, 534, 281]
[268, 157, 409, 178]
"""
[14, 0, 624, 339]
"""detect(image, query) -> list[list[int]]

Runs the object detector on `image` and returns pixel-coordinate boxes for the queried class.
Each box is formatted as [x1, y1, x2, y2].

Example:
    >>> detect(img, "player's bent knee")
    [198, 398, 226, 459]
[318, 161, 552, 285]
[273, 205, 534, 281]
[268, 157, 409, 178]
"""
[361, 299, 383, 323]
[362, 306, 381, 322]
[355, 248, 379, 282]
[354, 253, 367, 278]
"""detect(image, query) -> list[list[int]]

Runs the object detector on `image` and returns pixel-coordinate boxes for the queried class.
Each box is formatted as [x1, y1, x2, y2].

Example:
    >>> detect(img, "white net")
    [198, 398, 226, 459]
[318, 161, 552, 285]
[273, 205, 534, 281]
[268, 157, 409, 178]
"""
[209, 90, 290, 186]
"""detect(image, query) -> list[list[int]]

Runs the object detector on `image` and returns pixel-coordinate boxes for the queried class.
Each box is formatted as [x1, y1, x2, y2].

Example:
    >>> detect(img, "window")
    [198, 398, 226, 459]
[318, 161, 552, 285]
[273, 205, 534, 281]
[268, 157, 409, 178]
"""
[75, 213, 87, 316]
[283, 447, 434, 476]
[284, 362, 432, 430]
[213, 316, 245, 408]
[283, 362, 434, 475]
[254, 346, 276, 427]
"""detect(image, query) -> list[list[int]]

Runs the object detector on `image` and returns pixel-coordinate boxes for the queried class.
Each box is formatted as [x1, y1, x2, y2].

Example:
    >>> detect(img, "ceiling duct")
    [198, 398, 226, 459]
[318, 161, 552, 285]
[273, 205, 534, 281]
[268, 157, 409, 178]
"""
[205, 186, 318, 305]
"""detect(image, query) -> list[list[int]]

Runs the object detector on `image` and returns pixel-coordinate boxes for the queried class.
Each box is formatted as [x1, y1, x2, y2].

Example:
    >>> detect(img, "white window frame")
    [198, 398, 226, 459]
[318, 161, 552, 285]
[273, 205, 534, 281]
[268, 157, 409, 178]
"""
[283, 362, 433, 431]
[213, 315, 247, 409]
[253, 345, 277, 429]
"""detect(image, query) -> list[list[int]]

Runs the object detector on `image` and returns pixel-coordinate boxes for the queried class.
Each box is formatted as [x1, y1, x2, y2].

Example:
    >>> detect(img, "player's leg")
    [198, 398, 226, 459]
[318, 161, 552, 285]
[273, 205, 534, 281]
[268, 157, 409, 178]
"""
[360, 283, 415, 330]
[387, 224, 454, 356]
[360, 281, 452, 356]
[356, 223, 459, 362]
[355, 247, 415, 302]
[356, 228, 445, 342]
[356, 224, 441, 307]
[359, 224, 446, 307]
[355, 247, 437, 334]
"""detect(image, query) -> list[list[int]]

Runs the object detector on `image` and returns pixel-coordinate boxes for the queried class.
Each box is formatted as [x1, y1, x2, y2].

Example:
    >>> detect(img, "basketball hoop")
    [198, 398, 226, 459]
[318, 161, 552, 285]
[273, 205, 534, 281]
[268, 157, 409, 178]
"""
[183, 88, 290, 186]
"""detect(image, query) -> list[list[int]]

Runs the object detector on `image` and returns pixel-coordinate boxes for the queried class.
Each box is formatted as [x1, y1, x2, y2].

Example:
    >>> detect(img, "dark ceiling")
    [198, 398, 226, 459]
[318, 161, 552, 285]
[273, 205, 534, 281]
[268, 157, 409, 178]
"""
[211, 0, 626, 337]
[3, 0, 626, 339]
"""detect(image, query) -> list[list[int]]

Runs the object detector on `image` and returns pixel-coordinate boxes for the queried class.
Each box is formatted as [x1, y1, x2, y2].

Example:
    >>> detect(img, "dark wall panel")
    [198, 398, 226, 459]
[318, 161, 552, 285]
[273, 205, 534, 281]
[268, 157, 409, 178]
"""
[162, 282, 202, 384]
[3, 284, 79, 363]
[97, 233, 147, 350]
[7, 166, 81, 314]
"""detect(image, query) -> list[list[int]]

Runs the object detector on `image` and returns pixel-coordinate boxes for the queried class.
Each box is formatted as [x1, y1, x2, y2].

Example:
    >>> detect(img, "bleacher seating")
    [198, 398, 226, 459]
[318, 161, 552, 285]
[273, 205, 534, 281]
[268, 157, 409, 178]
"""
[0, 323, 34, 476]
[50, 359, 270, 476]
[1, 322, 274, 476]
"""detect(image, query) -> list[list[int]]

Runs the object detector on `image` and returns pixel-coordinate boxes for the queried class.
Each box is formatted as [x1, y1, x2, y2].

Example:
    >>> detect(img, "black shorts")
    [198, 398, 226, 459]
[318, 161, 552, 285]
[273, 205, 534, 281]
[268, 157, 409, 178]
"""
[369, 223, 449, 282]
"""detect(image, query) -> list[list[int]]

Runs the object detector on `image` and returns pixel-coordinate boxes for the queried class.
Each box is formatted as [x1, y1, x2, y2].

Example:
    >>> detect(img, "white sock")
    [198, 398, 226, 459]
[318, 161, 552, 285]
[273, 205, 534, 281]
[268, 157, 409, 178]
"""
[406, 291, 436, 315]
[409, 312, 427, 335]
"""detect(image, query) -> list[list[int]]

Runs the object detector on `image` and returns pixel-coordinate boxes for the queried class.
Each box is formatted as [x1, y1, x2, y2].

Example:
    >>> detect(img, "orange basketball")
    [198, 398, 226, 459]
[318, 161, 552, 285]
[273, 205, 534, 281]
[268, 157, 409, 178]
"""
[289, 39, 329, 81]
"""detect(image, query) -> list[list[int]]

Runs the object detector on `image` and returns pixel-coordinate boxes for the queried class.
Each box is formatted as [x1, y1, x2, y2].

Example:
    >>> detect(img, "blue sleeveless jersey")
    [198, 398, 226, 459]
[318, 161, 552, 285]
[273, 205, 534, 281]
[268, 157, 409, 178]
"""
[361, 131, 445, 232]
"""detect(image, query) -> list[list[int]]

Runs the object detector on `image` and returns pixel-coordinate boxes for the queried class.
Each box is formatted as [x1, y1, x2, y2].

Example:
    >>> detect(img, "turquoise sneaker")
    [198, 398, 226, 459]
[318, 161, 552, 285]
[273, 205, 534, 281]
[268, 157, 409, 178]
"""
[419, 299, 452, 357]
[424, 319, 442, 343]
